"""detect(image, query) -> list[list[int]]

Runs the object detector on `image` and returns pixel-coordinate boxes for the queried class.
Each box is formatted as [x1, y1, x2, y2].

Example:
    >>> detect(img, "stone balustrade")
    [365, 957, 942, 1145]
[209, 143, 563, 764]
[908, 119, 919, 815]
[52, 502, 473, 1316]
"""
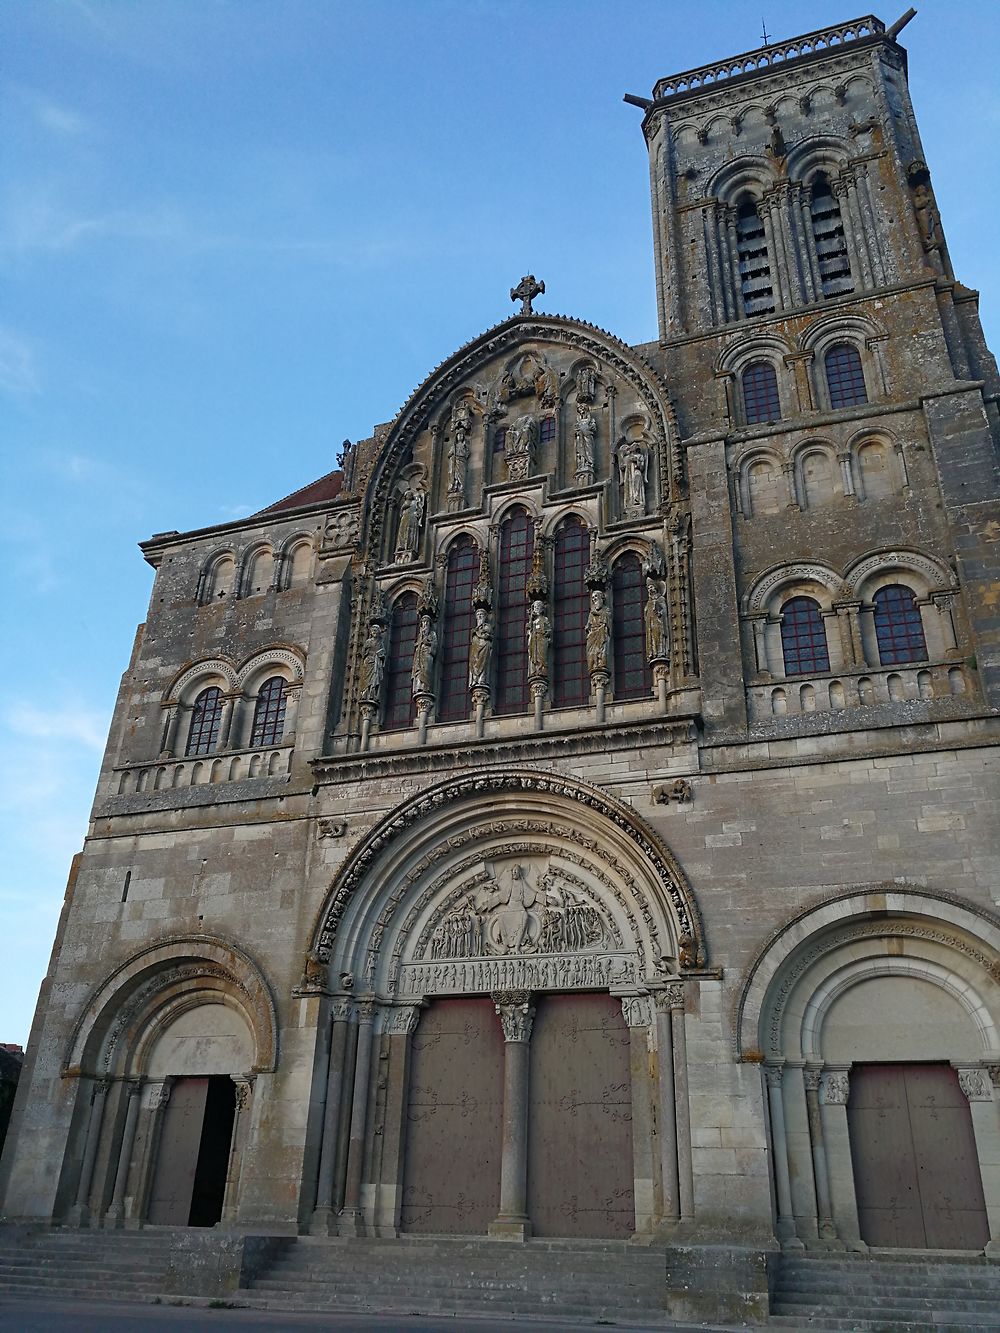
[115, 743, 294, 796]
[749, 660, 971, 722]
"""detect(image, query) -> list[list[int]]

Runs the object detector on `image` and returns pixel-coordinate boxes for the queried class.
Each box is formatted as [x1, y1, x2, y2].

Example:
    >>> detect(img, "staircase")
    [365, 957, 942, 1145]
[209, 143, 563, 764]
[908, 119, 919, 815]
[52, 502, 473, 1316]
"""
[240, 1235, 682, 1325]
[770, 1251, 1000, 1331]
[0, 1228, 185, 1300]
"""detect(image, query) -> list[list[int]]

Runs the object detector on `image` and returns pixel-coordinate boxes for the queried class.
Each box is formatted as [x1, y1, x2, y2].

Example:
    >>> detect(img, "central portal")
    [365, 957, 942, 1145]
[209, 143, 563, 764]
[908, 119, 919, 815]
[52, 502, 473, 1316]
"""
[400, 993, 635, 1238]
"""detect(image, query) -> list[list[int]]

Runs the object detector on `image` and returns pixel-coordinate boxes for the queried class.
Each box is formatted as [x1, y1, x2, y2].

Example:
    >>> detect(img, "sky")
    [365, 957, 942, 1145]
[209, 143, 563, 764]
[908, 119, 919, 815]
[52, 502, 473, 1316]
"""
[2, 0, 999, 1047]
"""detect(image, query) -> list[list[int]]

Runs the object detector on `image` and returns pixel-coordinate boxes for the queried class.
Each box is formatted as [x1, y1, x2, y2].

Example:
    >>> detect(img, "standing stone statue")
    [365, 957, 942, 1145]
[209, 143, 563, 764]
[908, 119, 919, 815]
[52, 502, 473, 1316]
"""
[526, 599, 552, 680]
[358, 622, 387, 703]
[645, 581, 670, 662]
[394, 482, 426, 564]
[504, 414, 537, 481]
[468, 606, 494, 688]
[585, 589, 611, 674]
[616, 438, 649, 518]
[448, 401, 473, 503]
[576, 364, 597, 404]
[411, 613, 438, 697]
[573, 403, 597, 486]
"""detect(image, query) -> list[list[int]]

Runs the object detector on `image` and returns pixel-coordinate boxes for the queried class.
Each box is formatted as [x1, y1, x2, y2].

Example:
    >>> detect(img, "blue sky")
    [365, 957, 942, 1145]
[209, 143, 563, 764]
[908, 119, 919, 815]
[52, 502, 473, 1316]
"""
[2, 0, 998, 1046]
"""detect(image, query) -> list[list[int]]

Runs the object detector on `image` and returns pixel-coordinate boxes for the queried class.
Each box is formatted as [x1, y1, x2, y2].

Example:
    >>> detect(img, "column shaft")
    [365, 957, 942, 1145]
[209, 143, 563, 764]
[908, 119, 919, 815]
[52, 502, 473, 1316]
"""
[489, 991, 535, 1241]
[311, 1004, 352, 1234]
[340, 1003, 376, 1234]
[105, 1081, 143, 1227]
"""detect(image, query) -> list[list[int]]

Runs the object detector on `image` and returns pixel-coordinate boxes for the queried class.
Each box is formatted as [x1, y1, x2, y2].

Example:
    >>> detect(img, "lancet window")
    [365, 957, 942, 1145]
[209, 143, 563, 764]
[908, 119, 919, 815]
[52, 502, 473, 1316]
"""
[780, 597, 830, 675]
[551, 517, 589, 708]
[494, 508, 534, 715]
[384, 593, 419, 730]
[873, 585, 928, 665]
[438, 537, 478, 721]
[612, 554, 652, 700]
[249, 676, 287, 746]
[186, 687, 223, 756]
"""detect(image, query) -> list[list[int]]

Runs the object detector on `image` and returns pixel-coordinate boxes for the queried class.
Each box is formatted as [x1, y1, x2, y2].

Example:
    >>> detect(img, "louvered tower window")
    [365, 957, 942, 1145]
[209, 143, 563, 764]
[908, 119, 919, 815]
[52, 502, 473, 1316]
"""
[810, 173, 853, 297]
[736, 197, 775, 317]
[438, 536, 478, 721]
[551, 517, 589, 708]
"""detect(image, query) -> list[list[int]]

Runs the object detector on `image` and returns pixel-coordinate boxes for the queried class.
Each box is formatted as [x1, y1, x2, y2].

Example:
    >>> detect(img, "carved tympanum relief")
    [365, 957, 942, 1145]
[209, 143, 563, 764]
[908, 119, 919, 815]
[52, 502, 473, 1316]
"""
[426, 860, 611, 961]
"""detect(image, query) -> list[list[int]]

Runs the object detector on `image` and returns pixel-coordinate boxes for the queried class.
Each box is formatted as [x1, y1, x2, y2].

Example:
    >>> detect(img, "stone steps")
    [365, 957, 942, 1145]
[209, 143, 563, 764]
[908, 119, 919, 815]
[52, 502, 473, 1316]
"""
[770, 1252, 1000, 1331]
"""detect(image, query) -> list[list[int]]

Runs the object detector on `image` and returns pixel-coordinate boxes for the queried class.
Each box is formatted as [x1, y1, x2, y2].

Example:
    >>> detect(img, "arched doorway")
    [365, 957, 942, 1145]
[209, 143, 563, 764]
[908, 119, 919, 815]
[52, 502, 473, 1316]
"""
[737, 889, 1000, 1253]
[304, 768, 705, 1241]
[61, 936, 276, 1229]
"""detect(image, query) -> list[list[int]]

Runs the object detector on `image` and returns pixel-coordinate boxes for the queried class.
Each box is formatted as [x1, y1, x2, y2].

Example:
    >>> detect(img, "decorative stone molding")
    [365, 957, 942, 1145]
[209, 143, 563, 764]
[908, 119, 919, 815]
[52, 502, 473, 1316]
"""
[320, 506, 360, 554]
[956, 1067, 993, 1102]
[653, 778, 692, 805]
[655, 982, 686, 1011]
[621, 995, 653, 1028]
[231, 1075, 255, 1111]
[318, 818, 347, 840]
[383, 1005, 422, 1037]
[492, 990, 535, 1042]
[822, 1071, 850, 1105]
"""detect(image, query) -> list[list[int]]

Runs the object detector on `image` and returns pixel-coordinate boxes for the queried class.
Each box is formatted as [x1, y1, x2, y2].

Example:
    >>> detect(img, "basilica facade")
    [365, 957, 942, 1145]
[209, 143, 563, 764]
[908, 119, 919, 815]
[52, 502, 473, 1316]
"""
[3, 11, 1000, 1318]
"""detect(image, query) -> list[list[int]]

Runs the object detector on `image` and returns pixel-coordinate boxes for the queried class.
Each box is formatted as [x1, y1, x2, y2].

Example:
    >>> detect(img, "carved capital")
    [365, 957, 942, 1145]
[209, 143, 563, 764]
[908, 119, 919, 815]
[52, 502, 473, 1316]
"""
[231, 1075, 255, 1112]
[384, 1005, 422, 1037]
[956, 1067, 992, 1102]
[822, 1071, 850, 1106]
[330, 998, 355, 1024]
[147, 1079, 173, 1110]
[655, 982, 685, 1011]
[763, 1062, 785, 1091]
[620, 995, 652, 1028]
[492, 990, 535, 1042]
[803, 1067, 823, 1093]
[354, 999, 378, 1025]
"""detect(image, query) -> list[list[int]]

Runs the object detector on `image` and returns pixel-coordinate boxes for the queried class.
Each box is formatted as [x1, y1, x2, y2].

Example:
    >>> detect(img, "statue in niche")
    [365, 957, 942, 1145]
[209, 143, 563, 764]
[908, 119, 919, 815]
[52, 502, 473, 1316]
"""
[358, 622, 387, 703]
[526, 599, 552, 680]
[585, 589, 611, 674]
[504, 413, 536, 481]
[575, 364, 597, 404]
[468, 606, 494, 688]
[908, 161, 944, 273]
[645, 580, 670, 662]
[447, 400, 474, 501]
[615, 436, 649, 518]
[573, 402, 597, 486]
[411, 613, 438, 697]
[394, 477, 426, 564]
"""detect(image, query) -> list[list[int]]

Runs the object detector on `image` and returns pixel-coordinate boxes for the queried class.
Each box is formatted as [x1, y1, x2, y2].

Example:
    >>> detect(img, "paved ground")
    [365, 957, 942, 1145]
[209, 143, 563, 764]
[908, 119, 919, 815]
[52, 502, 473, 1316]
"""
[0, 1296, 747, 1332]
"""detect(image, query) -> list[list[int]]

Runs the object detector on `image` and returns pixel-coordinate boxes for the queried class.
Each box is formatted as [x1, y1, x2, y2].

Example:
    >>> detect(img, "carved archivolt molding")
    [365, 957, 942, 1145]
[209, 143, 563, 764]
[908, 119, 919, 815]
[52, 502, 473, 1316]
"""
[233, 645, 306, 690]
[309, 768, 705, 983]
[734, 885, 1000, 1060]
[64, 934, 278, 1076]
[842, 548, 955, 598]
[165, 644, 305, 703]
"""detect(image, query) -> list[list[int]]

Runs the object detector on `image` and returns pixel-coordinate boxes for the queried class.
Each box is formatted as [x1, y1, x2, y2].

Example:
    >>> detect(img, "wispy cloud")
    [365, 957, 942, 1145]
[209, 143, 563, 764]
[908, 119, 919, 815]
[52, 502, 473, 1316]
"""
[4, 702, 108, 752]
[0, 327, 40, 397]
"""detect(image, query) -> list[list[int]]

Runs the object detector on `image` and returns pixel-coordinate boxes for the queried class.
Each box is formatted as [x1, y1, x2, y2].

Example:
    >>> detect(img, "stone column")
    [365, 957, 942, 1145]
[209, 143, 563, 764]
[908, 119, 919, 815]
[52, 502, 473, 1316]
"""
[819, 1068, 864, 1250]
[282, 683, 302, 740]
[837, 449, 856, 499]
[489, 990, 535, 1240]
[931, 593, 960, 656]
[956, 1066, 1000, 1257]
[375, 1004, 422, 1235]
[310, 998, 354, 1235]
[159, 702, 183, 757]
[760, 197, 789, 311]
[667, 984, 694, 1223]
[68, 1078, 110, 1226]
[854, 163, 887, 286]
[701, 202, 724, 328]
[835, 172, 874, 291]
[221, 1075, 255, 1225]
[785, 352, 816, 414]
[339, 999, 377, 1236]
[763, 1062, 803, 1248]
[723, 206, 743, 319]
[795, 183, 822, 302]
[803, 1066, 839, 1244]
[104, 1079, 143, 1228]
[653, 991, 680, 1227]
[621, 996, 656, 1233]
[218, 692, 241, 749]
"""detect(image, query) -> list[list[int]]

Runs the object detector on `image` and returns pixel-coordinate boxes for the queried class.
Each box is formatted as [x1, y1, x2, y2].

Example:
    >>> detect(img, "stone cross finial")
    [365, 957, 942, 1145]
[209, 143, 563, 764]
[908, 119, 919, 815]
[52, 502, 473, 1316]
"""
[510, 274, 544, 315]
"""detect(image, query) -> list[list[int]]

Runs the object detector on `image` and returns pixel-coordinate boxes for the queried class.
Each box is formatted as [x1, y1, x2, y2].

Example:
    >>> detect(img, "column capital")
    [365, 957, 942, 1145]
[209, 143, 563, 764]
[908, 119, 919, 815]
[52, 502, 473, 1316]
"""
[492, 990, 535, 1042]
[955, 1066, 993, 1102]
[620, 994, 653, 1028]
[384, 1004, 422, 1037]
[822, 1069, 850, 1105]
[763, 1061, 786, 1090]
[654, 981, 686, 1012]
[231, 1073, 255, 1111]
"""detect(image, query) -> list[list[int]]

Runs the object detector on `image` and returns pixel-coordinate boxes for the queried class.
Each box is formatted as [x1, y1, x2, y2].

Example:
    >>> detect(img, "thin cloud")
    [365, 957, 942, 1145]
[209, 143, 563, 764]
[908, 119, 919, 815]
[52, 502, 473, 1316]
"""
[5, 702, 108, 752]
[0, 327, 39, 397]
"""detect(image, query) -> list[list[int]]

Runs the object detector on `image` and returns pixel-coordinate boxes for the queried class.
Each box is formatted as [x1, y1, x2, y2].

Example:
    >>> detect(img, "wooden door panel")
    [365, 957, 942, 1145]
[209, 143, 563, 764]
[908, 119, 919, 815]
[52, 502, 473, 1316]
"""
[401, 998, 503, 1234]
[147, 1077, 208, 1226]
[848, 1064, 989, 1250]
[527, 993, 633, 1238]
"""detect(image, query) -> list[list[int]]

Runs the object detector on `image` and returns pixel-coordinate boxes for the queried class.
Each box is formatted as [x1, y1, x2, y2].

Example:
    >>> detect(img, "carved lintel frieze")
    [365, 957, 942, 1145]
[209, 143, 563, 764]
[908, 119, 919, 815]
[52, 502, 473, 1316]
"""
[492, 989, 535, 1042]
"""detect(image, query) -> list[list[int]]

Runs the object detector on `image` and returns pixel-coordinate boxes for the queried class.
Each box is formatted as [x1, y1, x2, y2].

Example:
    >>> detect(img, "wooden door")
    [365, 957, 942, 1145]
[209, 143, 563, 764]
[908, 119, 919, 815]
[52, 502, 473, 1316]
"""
[848, 1063, 990, 1249]
[527, 993, 634, 1238]
[401, 998, 503, 1234]
[147, 1077, 208, 1225]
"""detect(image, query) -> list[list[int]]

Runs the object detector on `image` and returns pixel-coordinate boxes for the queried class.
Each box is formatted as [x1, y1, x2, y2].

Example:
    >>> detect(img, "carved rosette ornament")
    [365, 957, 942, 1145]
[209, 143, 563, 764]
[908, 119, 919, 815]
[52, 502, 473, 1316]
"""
[822, 1071, 850, 1106]
[492, 990, 535, 1042]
